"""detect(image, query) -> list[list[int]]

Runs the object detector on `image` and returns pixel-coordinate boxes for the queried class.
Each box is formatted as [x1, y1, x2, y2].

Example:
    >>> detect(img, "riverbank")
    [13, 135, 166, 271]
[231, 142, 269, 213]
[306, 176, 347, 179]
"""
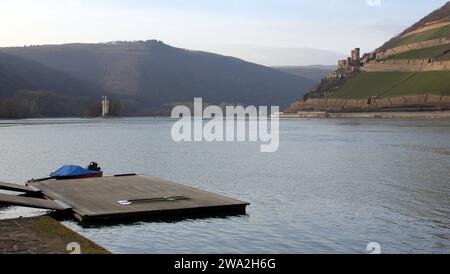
[275, 110, 450, 119]
[0, 216, 109, 254]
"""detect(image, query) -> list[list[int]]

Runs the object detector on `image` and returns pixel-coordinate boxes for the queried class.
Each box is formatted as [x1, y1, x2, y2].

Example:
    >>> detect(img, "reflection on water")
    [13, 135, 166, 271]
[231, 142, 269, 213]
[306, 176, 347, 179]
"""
[0, 118, 449, 253]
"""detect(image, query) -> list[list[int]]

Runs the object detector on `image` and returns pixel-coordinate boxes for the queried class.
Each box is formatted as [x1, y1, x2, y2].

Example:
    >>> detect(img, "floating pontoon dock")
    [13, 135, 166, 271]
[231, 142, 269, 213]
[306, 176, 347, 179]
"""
[0, 175, 249, 223]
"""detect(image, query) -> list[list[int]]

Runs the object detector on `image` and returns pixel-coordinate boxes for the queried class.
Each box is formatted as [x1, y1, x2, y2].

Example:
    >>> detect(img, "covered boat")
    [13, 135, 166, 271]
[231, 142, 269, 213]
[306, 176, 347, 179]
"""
[50, 163, 103, 180]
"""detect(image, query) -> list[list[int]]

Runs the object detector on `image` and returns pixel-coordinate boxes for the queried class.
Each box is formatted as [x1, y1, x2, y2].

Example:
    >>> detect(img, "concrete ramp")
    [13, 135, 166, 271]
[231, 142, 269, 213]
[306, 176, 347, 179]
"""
[0, 193, 68, 211]
[0, 181, 40, 194]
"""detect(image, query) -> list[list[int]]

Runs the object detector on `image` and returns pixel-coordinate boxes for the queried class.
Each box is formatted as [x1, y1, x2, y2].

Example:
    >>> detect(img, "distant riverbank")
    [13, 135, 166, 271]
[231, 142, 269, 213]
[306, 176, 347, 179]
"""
[275, 110, 450, 119]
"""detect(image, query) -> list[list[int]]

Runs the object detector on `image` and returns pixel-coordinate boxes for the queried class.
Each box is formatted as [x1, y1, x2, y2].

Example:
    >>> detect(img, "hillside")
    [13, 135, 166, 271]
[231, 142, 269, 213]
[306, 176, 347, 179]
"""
[287, 2, 450, 113]
[328, 72, 450, 99]
[388, 44, 450, 60]
[0, 52, 108, 118]
[381, 2, 450, 50]
[0, 41, 315, 117]
[0, 52, 104, 97]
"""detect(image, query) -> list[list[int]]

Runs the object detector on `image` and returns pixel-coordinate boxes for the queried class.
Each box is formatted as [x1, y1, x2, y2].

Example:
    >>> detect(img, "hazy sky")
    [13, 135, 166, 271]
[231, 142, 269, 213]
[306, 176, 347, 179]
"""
[0, 0, 448, 65]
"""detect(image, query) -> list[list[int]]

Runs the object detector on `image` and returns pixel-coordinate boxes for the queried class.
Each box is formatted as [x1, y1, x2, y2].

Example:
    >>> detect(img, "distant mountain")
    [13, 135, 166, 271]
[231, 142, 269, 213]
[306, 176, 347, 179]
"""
[0, 41, 316, 117]
[0, 52, 103, 97]
[304, 65, 337, 70]
[211, 45, 346, 67]
[274, 65, 335, 83]
[0, 52, 107, 118]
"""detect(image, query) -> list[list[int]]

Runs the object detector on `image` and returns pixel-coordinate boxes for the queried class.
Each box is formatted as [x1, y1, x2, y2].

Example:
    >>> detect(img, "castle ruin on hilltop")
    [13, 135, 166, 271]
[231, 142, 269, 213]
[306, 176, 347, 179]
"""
[326, 48, 361, 80]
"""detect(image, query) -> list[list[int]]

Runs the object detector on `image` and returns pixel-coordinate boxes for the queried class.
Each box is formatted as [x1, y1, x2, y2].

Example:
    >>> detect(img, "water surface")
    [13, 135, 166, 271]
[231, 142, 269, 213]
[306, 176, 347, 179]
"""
[0, 118, 449, 253]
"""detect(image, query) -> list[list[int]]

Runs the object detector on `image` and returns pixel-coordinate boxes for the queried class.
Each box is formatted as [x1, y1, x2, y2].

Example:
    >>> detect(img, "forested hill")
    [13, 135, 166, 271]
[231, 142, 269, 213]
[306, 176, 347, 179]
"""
[0, 52, 106, 118]
[1, 40, 316, 117]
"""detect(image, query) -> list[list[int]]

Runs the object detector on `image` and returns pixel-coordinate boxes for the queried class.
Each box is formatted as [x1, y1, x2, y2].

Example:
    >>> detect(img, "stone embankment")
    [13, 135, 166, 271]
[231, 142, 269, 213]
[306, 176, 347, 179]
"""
[289, 95, 450, 112]
[399, 20, 450, 39]
[362, 59, 450, 72]
[289, 111, 450, 119]
[381, 36, 450, 58]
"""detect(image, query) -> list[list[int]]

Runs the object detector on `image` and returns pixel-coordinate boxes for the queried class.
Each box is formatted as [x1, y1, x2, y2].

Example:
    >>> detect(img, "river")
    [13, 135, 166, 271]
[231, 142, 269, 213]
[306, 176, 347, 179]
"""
[0, 118, 449, 253]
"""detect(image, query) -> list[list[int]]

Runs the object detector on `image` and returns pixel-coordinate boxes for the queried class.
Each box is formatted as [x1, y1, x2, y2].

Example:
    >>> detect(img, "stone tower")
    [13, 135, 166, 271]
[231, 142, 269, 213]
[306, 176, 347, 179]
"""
[352, 48, 360, 61]
[102, 96, 110, 117]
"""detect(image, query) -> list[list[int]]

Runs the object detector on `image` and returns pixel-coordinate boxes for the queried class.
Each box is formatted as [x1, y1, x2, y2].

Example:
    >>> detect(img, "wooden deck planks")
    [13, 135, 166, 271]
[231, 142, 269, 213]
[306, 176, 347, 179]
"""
[29, 175, 249, 221]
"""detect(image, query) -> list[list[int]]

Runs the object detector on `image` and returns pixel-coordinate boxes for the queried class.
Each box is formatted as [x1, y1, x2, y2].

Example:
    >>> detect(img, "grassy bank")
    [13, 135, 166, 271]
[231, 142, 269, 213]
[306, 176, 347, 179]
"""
[329, 71, 450, 99]
[391, 24, 450, 47]
[390, 43, 450, 60]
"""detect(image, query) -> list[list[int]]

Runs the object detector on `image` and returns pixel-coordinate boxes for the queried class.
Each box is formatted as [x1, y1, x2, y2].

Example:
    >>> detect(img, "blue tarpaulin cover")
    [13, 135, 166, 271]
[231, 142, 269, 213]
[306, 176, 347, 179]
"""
[50, 165, 102, 178]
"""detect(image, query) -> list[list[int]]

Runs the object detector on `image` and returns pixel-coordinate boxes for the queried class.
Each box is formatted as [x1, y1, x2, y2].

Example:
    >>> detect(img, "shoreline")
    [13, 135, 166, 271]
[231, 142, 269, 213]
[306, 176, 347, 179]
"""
[0, 216, 110, 254]
[275, 110, 450, 119]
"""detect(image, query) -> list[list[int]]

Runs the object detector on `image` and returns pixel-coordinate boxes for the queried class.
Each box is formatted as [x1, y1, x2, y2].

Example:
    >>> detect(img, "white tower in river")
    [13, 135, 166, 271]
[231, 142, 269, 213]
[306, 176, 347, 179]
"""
[102, 96, 110, 117]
